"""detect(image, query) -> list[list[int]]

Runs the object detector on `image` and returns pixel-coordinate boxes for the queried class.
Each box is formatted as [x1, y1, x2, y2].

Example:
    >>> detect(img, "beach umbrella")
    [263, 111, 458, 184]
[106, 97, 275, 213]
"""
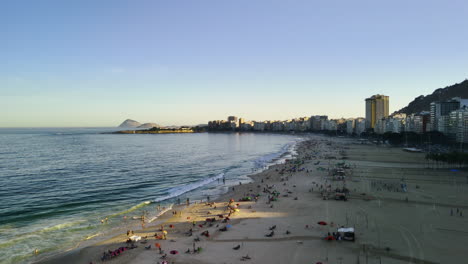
[163, 230, 168, 234]
[155, 243, 161, 248]
[226, 224, 232, 228]
[170, 250, 179, 255]
[317, 221, 327, 225]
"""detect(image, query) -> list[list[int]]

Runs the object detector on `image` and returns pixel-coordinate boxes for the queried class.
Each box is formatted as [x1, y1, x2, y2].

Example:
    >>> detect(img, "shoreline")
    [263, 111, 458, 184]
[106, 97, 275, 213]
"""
[32, 139, 300, 264]
[34, 135, 468, 264]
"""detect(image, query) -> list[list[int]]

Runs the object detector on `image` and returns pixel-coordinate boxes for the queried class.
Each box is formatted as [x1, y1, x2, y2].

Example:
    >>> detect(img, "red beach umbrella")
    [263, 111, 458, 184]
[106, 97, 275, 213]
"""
[317, 221, 327, 225]
[170, 250, 179, 255]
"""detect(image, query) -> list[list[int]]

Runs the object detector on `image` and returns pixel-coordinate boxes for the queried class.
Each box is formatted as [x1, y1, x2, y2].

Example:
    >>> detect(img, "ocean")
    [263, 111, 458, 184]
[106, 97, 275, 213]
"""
[0, 128, 298, 263]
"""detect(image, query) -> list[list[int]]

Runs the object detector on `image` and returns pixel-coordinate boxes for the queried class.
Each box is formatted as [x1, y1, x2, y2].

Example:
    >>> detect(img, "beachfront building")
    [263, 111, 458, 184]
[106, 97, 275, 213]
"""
[208, 120, 228, 130]
[374, 118, 386, 134]
[430, 98, 468, 132]
[310, 115, 328, 131]
[208, 115, 373, 134]
[208, 117, 245, 131]
[346, 119, 355, 135]
[448, 107, 468, 143]
[271, 121, 285, 131]
[324, 120, 338, 131]
[365, 94, 389, 129]
[284, 120, 296, 131]
[405, 114, 415, 133]
[291, 117, 311, 132]
[457, 109, 468, 143]
[385, 117, 405, 133]
[240, 121, 253, 131]
[355, 118, 366, 135]
[405, 112, 430, 134]
[335, 118, 347, 133]
[238, 118, 245, 128]
[437, 116, 452, 134]
[414, 112, 430, 134]
[253, 121, 266, 131]
[373, 116, 404, 134]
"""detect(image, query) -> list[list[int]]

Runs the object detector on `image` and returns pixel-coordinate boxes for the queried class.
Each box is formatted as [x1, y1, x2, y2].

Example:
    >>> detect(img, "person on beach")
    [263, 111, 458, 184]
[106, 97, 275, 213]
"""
[186, 198, 190, 206]
[157, 243, 162, 254]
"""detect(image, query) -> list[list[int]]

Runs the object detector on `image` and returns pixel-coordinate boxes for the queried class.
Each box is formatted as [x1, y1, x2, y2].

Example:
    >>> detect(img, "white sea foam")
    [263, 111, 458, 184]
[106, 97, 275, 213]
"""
[148, 204, 173, 223]
[108, 201, 151, 218]
[153, 173, 225, 203]
[85, 233, 102, 240]
[254, 140, 299, 169]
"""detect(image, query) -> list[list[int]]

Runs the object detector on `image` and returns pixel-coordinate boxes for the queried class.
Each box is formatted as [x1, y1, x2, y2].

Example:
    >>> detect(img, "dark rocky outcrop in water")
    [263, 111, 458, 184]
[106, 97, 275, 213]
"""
[396, 79, 468, 115]
[118, 119, 142, 128]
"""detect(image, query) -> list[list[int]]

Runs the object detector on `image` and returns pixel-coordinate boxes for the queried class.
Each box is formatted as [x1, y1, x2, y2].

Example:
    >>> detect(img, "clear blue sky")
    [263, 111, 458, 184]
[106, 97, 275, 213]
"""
[2, 0, 467, 127]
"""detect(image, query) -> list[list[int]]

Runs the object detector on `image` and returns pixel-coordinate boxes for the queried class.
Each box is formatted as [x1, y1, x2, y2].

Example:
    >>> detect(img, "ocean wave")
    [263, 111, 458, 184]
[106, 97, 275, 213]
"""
[38, 220, 85, 233]
[154, 173, 225, 203]
[254, 141, 296, 168]
[107, 201, 151, 218]
[85, 232, 102, 240]
[0, 236, 26, 249]
[148, 204, 173, 223]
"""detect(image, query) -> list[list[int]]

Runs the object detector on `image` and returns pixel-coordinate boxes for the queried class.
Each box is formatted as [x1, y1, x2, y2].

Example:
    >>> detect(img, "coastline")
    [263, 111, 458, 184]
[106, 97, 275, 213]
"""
[110, 130, 198, 134]
[31, 138, 299, 264]
[34, 135, 468, 264]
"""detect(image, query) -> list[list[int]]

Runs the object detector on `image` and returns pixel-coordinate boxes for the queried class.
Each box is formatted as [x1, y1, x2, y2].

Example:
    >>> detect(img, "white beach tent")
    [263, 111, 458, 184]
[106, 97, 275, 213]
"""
[337, 227, 354, 233]
[337, 227, 355, 241]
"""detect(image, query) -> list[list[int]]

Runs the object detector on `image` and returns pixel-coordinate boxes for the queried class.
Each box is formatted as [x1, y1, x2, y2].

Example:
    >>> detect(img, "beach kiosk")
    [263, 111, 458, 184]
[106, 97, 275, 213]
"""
[337, 227, 355, 241]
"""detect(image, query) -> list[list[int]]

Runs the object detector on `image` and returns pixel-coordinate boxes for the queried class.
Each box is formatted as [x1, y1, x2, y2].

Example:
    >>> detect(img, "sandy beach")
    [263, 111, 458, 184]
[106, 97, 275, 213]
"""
[34, 135, 468, 264]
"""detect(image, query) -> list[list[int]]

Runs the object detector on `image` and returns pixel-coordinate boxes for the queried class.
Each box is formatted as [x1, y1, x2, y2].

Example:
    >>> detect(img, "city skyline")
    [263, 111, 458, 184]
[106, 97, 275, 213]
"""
[2, 0, 468, 127]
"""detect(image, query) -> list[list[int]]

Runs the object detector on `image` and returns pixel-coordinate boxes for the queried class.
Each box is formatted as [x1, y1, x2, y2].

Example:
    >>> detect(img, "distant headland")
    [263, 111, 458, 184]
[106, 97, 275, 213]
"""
[113, 119, 206, 134]
[118, 119, 161, 129]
